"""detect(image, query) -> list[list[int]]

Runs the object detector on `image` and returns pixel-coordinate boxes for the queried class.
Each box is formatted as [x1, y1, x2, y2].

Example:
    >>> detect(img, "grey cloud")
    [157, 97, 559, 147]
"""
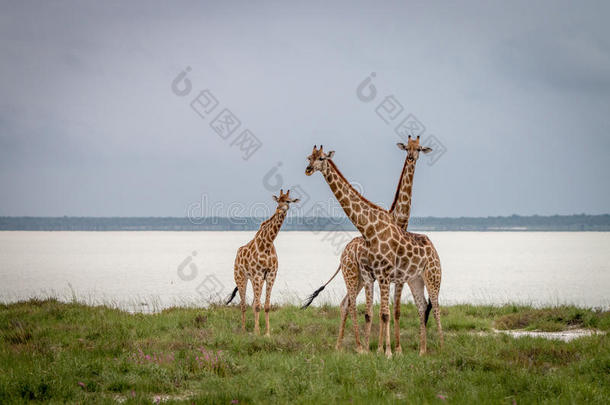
[0, 1, 608, 217]
[495, 28, 610, 94]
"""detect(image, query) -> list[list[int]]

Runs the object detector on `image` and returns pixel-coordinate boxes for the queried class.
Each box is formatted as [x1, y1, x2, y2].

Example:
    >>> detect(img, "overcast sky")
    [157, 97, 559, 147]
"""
[1, 1, 609, 217]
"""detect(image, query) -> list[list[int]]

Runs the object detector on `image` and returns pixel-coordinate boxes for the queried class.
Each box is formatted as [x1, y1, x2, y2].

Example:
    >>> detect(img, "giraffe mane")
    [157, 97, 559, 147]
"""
[254, 209, 284, 239]
[389, 157, 410, 213]
[258, 215, 274, 230]
[327, 159, 383, 211]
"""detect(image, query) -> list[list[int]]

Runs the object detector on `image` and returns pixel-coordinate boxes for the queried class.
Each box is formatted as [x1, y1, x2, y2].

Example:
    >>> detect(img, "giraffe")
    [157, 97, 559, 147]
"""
[305, 145, 442, 356]
[226, 189, 300, 336]
[303, 137, 435, 354]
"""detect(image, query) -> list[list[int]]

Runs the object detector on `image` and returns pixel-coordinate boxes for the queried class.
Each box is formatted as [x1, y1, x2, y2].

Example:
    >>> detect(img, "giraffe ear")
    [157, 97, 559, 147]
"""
[290, 198, 300, 204]
[421, 146, 432, 154]
[273, 195, 279, 202]
[326, 150, 335, 159]
[397, 143, 407, 150]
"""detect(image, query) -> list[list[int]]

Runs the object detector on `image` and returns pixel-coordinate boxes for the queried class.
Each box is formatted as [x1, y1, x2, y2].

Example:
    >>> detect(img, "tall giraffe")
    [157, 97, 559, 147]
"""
[226, 189, 299, 336]
[305, 145, 442, 356]
[303, 137, 434, 354]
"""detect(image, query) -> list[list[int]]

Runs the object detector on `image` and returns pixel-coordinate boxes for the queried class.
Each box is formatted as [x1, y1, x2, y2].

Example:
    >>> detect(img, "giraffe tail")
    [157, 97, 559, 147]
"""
[226, 286, 239, 305]
[424, 298, 432, 325]
[301, 285, 326, 309]
[301, 265, 341, 309]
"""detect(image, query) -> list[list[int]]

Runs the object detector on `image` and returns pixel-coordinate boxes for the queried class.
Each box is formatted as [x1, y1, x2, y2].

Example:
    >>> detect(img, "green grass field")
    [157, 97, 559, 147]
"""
[1, 299, 608, 404]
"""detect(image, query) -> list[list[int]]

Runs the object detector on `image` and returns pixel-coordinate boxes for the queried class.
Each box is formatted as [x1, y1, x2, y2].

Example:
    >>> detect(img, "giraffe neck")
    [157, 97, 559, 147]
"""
[389, 159, 416, 230]
[321, 160, 385, 238]
[255, 208, 287, 250]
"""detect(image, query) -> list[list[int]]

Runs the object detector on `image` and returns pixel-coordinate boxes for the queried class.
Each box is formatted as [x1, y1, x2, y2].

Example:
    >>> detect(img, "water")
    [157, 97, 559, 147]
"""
[0, 231, 608, 311]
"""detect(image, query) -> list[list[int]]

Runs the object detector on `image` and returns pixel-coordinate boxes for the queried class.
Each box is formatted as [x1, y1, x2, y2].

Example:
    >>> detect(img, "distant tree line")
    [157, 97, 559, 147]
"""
[1, 214, 609, 231]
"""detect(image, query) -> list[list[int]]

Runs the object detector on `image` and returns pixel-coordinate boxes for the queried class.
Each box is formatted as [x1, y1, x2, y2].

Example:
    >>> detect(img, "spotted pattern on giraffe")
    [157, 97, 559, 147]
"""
[305, 142, 442, 356]
[231, 189, 299, 336]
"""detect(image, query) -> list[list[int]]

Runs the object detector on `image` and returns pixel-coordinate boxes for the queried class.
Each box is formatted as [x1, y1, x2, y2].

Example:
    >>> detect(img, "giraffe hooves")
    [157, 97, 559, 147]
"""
[395, 346, 403, 355]
[356, 346, 365, 354]
[419, 349, 426, 356]
[385, 350, 393, 359]
[264, 332, 271, 338]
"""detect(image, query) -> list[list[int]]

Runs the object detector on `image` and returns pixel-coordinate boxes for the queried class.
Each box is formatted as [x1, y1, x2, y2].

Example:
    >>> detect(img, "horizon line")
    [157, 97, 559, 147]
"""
[1, 214, 609, 219]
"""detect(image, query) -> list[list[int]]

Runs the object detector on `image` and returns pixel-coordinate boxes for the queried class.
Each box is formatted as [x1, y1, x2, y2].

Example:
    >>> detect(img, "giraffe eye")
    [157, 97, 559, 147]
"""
[318, 157, 324, 161]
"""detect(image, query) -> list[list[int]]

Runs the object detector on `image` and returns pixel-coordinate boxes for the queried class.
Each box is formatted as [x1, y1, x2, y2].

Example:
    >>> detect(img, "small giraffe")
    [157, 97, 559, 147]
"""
[226, 189, 299, 336]
[305, 145, 442, 356]
[303, 137, 435, 354]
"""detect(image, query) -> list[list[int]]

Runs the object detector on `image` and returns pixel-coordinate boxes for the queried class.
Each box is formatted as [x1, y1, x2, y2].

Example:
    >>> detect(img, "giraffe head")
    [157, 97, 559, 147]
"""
[305, 145, 335, 176]
[397, 135, 432, 162]
[273, 189, 300, 212]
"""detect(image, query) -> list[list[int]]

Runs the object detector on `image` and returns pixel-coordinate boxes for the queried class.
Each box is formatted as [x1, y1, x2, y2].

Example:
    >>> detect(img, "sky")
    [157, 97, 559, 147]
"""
[0, 0, 609, 217]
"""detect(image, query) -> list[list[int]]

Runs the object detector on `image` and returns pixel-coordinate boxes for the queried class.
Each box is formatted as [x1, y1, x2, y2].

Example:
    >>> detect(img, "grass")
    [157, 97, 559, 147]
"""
[0, 299, 608, 404]
[494, 306, 610, 332]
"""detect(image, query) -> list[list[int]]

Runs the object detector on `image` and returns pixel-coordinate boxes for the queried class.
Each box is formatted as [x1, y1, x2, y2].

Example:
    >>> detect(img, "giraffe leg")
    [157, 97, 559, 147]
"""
[263, 272, 276, 337]
[363, 280, 374, 351]
[338, 248, 363, 353]
[235, 269, 247, 332]
[407, 276, 427, 355]
[348, 287, 363, 354]
[393, 282, 404, 355]
[378, 279, 392, 358]
[424, 266, 443, 349]
[251, 278, 264, 335]
[384, 296, 392, 357]
[336, 294, 349, 350]
[377, 294, 384, 355]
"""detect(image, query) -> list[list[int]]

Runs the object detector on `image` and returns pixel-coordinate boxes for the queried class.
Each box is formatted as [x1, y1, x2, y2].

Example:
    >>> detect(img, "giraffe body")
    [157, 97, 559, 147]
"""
[335, 138, 443, 354]
[229, 190, 299, 336]
[305, 145, 442, 356]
